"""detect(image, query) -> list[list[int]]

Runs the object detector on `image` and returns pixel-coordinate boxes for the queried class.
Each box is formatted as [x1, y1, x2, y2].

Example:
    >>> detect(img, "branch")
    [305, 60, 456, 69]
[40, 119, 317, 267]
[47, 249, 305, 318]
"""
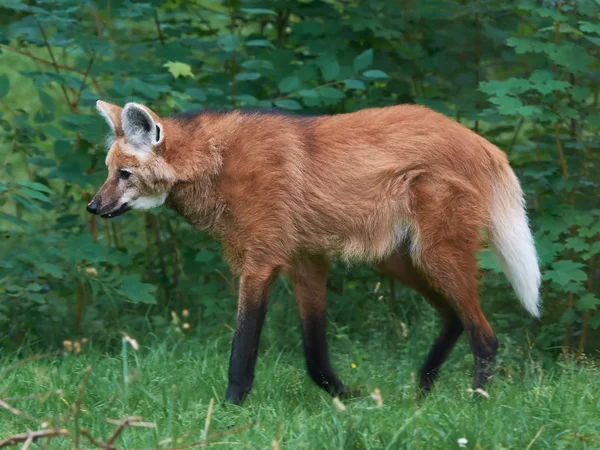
[0, 351, 64, 376]
[73, 53, 97, 111]
[0, 45, 88, 75]
[34, 17, 75, 112]
[0, 399, 48, 426]
[106, 416, 156, 447]
[154, 10, 165, 45]
[0, 429, 69, 449]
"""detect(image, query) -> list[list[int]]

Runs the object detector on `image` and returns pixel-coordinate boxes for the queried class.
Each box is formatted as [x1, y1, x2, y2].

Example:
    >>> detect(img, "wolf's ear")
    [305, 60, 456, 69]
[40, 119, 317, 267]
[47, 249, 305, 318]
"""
[96, 100, 124, 135]
[122, 103, 164, 151]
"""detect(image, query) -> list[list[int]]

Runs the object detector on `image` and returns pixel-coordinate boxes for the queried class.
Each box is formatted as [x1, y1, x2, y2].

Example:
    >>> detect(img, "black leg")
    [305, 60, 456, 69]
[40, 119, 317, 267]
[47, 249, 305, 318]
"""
[301, 314, 347, 396]
[291, 256, 348, 397]
[419, 315, 464, 392]
[224, 271, 276, 405]
[468, 330, 498, 389]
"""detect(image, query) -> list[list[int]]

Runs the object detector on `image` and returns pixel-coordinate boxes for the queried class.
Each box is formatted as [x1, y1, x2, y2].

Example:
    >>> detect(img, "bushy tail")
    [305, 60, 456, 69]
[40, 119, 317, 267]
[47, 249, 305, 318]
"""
[489, 165, 541, 318]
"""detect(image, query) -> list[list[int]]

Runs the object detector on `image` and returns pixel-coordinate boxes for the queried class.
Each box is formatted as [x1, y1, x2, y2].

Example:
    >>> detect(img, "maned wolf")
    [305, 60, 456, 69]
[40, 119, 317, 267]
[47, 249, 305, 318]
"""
[88, 101, 541, 404]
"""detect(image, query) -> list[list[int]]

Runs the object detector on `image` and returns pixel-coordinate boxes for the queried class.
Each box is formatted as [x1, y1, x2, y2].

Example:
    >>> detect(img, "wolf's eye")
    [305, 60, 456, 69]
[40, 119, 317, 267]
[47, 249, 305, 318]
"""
[118, 169, 131, 180]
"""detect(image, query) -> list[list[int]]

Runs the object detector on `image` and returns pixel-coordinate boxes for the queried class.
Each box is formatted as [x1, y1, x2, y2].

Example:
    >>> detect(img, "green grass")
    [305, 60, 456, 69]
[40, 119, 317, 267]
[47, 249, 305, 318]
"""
[1, 311, 599, 450]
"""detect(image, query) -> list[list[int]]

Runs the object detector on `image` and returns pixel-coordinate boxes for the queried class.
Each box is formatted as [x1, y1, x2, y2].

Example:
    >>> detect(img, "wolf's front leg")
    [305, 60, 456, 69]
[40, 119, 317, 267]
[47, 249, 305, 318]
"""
[224, 267, 278, 405]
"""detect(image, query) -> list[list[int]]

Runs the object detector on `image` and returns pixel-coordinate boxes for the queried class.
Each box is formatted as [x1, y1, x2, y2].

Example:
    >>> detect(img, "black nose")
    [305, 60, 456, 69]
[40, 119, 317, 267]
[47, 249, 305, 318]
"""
[87, 199, 100, 214]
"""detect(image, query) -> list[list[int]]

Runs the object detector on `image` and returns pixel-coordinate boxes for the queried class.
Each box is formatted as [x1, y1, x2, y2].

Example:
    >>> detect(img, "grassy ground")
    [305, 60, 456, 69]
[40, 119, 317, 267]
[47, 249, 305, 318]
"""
[1, 307, 599, 450]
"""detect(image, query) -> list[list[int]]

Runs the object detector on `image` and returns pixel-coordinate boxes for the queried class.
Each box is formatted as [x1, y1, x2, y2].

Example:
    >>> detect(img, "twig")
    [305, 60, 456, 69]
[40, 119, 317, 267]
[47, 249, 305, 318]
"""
[525, 425, 546, 450]
[79, 427, 105, 448]
[202, 398, 214, 441]
[73, 366, 92, 448]
[106, 416, 154, 447]
[0, 351, 64, 376]
[0, 429, 69, 448]
[2, 389, 63, 404]
[507, 117, 525, 154]
[106, 418, 157, 429]
[73, 53, 97, 110]
[154, 10, 165, 45]
[0, 45, 88, 75]
[0, 400, 20, 416]
[576, 253, 598, 362]
[21, 432, 34, 450]
[34, 17, 75, 112]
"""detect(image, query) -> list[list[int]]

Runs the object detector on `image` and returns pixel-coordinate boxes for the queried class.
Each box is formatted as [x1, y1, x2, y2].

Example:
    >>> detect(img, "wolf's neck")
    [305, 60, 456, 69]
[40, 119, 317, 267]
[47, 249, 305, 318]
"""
[161, 115, 229, 232]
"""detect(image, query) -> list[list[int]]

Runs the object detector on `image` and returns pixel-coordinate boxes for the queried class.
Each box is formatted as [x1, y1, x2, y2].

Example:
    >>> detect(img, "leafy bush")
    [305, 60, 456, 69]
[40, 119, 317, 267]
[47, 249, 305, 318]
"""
[0, 0, 598, 355]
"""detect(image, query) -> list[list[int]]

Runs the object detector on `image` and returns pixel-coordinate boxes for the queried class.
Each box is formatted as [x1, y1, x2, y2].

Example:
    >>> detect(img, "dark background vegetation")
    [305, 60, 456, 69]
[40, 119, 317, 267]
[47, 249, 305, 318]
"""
[0, 0, 599, 362]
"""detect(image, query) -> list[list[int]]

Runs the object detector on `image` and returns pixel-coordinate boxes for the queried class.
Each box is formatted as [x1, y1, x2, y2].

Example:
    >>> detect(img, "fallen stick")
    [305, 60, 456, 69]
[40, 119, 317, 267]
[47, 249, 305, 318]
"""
[0, 429, 69, 448]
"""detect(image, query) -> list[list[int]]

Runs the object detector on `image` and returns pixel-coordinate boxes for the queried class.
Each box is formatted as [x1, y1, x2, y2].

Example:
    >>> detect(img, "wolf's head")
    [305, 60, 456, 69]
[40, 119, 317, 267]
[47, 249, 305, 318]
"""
[87, 101, 177, 218]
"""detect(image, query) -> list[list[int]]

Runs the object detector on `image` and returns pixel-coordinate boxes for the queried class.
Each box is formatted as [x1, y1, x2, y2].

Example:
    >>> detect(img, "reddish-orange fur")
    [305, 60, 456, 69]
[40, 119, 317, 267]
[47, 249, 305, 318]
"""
[92, 102, 529, 402]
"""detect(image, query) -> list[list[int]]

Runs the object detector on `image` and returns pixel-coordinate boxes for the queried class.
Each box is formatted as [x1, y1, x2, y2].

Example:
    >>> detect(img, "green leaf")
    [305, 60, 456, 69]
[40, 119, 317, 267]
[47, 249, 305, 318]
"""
[353, 49, 373, 72]
[564, 237, 588, 253]
[246, 39, 274, 48]
[61, 114, 94, 127]
[489, 96, 523, 115]
[578, 222, 600, 238]
[0, 75, 10, 98]
[544, 260, 588, 287]
[298, 89, 319, 99]
[17, 181, 53, 194]
[506, 37, 550, 55]
[185, 88, 207, 101]
[26, 282, 42, 292]
[217, 34, 240, 52]
[16, 187, 51, 203]
[576, 294, 600, 311]
[515, 105, 542, 117]
[529, 70, 571, 95]
[25, 292, 45, 304]
[279, 76, 300, 93]
[240, 8, 276, 15]
[274, 99, 302, 111]
[587, 241, 600, 257]
[195, 252, 215, 263]
[579, 21, 600, 34]
[479, 78, 530, 96]
[478, 249, 503, 273]
[38, 262, 65, 279]
[549, 43, 595, 74]
[5, 284, 23, 293]
[317, 86, 345, 100]
[38, 88, 54, 110]
[118, 274, 156, 304]
[164, 61, 194, 79]
[569, 86, 592, 102]
[241, 60, 275, 71]
[560, 309, 577, 325]
[344, 79, 366, 90]
[321, 59, 340, 81]
[0, 212, 29, 228]
[363, 70, 388, 79]
[234, 72, 261, 81]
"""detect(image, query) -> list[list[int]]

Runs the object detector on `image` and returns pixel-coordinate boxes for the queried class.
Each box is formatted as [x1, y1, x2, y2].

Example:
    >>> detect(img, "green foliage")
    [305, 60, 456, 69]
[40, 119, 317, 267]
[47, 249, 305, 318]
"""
[0, 0, 598, 357]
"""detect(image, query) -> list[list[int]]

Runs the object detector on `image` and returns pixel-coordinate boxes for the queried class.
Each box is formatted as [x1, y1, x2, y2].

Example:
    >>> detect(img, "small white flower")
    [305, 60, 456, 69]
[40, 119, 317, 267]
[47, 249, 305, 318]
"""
[457, 437, 468, 447]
